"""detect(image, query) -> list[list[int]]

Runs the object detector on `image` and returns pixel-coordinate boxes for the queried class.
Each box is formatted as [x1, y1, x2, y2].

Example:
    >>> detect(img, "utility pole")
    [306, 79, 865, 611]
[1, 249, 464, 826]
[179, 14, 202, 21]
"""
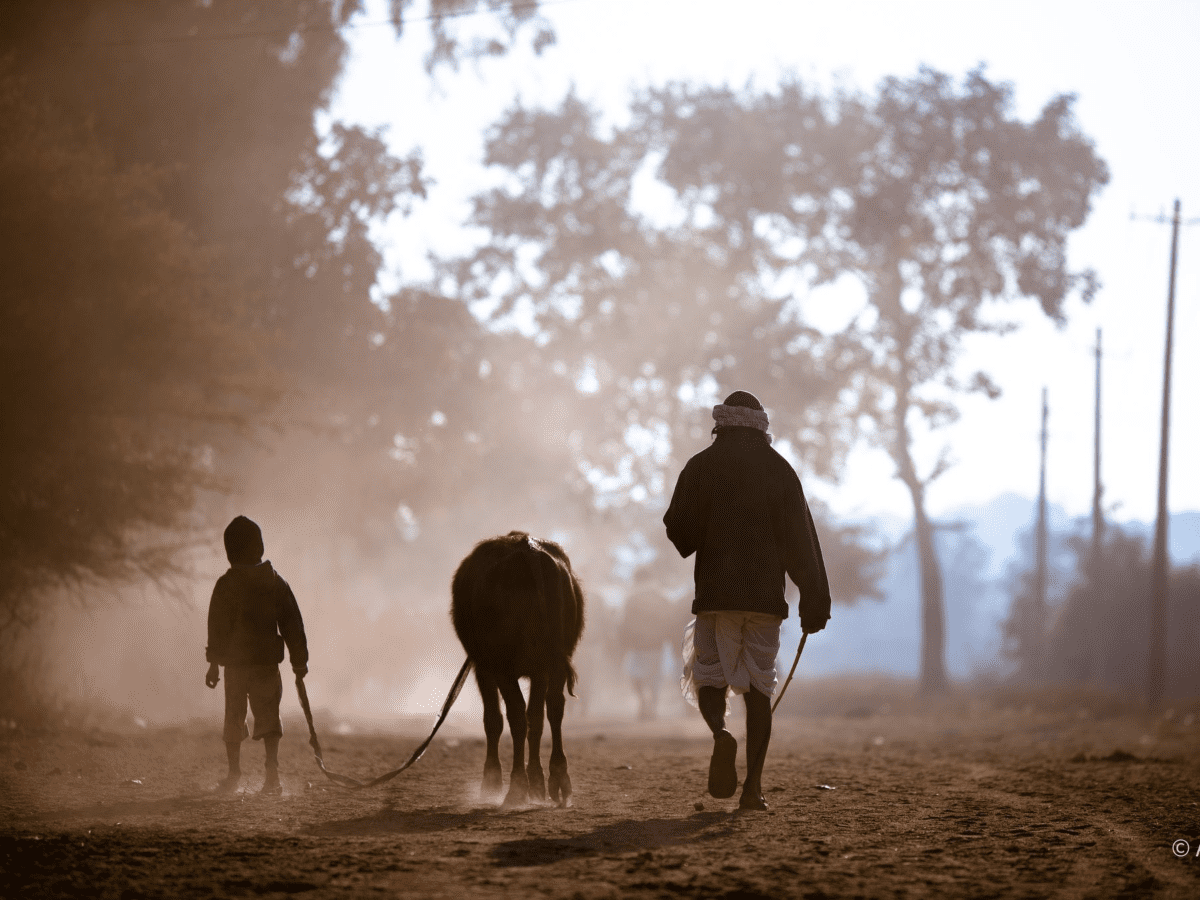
[1147, 199, 1181, 709]
[1032, 386, 1049, 676]
[1091, 328, 1104, 558]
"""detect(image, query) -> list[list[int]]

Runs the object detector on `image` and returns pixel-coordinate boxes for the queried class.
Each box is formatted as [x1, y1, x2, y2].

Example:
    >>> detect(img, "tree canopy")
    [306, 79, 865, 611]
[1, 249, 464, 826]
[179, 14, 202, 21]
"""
[443, 67, 1108, 686]
[0, 0, 555, 639]
[1, 0, 1109, 708]
[638, 68, 1107, 693]
[0, 74, 254, 634]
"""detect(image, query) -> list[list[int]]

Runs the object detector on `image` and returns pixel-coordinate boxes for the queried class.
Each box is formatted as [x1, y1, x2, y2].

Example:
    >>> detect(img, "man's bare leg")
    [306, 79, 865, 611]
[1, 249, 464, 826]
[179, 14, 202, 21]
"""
[698, 685, 737, 799]
[739, 688, 771, 810]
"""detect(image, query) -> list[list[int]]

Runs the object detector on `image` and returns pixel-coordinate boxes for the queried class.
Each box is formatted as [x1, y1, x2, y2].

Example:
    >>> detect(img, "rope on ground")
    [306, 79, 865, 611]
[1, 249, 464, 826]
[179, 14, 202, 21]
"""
[295, 657, 474, 789]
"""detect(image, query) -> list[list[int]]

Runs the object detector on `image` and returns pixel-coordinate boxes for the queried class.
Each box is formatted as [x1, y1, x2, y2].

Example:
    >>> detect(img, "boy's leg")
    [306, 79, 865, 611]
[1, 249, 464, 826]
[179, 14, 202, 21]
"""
[246, 665, 284, 793]
[262, 735, 281, 793]
[739, 687, 772, 810]
[219, 667, 249, 791]
[216, 741, 242, 792]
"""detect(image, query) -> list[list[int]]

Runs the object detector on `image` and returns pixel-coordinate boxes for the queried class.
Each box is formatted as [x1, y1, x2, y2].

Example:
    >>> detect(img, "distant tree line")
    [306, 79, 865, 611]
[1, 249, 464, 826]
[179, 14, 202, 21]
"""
[1004, 522, 1200, 700]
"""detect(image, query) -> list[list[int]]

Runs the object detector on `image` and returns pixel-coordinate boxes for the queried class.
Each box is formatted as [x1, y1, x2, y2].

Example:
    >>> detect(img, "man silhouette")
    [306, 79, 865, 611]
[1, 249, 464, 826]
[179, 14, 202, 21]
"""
[664, 391, 830, 810]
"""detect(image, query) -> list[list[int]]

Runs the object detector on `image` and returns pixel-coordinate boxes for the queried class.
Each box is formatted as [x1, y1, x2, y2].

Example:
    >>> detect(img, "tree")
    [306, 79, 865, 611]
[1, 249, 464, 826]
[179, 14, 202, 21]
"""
[1021, 525, 1200, 699]
[0, 0, 555, 642]
[1001, 517, 1074, 678]
[0, 74, 259, 636]
[386, 0, 556, 73]
[439, 91, 887, 606]
[637, 67, 1108, 693]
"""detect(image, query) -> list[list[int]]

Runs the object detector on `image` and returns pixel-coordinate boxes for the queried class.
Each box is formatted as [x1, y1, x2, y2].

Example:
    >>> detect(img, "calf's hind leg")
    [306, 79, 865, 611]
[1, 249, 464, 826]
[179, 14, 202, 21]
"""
[525, 674, 547, 801]
[546, 668, 572, 807]
[496, 674, 529, 808]
[475, 668, 504, 800]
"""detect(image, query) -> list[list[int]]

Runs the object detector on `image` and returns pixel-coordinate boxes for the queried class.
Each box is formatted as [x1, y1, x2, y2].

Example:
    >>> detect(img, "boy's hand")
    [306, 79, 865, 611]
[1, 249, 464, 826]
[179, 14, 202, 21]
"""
[205, 662, 220, 688]
[292, 664, 308, 679]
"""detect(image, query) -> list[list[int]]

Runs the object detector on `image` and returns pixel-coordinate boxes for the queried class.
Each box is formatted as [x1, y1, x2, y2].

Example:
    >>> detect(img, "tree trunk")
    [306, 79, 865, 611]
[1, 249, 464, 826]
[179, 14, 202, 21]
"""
[907, 480, 949, 696]
[888, 354, 950, 697]
[879, 273, 950, 696]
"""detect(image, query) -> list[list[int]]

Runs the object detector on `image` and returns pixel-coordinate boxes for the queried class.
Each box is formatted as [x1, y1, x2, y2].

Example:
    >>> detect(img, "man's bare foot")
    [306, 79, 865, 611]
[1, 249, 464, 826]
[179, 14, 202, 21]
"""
[215, 774, 241, 794]
[260, 776, 282, 796]
[707, 730, 738, 799]
[738, 792, 769, 811]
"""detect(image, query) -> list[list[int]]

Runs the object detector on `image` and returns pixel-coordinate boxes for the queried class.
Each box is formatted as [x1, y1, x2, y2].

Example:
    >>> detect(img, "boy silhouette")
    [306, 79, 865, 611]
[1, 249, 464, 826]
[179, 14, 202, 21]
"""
[205, 516, 308, 794]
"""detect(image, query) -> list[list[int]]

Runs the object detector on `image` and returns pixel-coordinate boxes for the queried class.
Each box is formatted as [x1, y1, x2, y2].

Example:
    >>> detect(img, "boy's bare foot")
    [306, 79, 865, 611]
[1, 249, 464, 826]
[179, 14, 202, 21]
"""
[260, 777, 282, 796]
[707, 730, 738, 799]
[215, 774, 241, 794]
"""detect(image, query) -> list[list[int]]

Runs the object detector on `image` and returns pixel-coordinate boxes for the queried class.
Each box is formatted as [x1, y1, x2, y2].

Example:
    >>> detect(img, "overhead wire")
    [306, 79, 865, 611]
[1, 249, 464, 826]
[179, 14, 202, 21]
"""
[67, 0, 584, 49]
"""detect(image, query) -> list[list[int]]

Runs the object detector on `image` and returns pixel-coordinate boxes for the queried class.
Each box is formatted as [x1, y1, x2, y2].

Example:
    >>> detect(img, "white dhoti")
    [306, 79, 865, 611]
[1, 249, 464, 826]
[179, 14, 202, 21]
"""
[680, 611, 782, 708]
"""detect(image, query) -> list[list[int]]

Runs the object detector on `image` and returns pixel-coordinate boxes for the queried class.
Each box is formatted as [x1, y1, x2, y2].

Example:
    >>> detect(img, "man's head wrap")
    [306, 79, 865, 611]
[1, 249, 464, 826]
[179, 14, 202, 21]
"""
[712, 390, 771, 442]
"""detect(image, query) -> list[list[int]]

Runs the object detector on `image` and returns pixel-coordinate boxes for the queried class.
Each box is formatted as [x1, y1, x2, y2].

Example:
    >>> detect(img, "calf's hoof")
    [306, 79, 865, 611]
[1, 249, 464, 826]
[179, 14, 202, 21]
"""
[501, 771, 529, 809]
[527, 763, 547, 802]
[548, 759, 572, 807]
[481, 761, 503, 801]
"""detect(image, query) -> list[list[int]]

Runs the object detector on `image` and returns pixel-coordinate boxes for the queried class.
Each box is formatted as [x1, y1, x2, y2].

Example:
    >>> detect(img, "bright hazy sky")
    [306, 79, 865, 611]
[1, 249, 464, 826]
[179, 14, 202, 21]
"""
[331, 0, 1200, 526]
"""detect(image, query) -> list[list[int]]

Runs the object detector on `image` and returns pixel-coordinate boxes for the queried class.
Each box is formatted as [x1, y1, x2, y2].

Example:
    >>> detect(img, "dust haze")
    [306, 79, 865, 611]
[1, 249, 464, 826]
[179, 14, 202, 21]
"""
[2, 0, 1198, 772]
[6, 7, 1200, 899]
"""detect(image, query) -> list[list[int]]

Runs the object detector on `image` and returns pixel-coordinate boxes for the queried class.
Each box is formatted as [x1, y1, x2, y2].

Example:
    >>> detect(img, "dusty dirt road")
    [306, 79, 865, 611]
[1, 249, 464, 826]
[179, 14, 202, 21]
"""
[2, 683, 1199, 899]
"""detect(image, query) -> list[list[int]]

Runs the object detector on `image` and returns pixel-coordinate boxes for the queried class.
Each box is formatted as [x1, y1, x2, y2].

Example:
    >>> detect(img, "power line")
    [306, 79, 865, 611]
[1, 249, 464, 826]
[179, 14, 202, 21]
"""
[66, 0, 576, 49]
[1130, 207, 1200, 227]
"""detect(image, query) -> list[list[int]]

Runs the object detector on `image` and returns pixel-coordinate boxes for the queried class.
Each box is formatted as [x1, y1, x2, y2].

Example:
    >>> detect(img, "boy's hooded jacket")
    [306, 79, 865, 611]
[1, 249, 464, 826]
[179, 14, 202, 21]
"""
[663, 427, 831, 631]
[206, 561, 308, 668]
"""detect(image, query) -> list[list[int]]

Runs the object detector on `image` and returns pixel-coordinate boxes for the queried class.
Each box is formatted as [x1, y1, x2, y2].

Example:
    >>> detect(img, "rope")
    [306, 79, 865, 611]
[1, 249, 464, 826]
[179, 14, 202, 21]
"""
[295, 657, 474, 789]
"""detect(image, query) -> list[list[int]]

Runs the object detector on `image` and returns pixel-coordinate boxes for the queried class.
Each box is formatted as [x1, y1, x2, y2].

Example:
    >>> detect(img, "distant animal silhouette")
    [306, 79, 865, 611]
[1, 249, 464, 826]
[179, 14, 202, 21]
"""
[451, 531, 585, 807]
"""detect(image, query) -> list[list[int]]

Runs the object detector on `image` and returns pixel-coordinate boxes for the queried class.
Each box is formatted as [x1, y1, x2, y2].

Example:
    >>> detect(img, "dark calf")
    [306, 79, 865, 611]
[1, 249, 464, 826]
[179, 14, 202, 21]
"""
[451, 532, 585, 807]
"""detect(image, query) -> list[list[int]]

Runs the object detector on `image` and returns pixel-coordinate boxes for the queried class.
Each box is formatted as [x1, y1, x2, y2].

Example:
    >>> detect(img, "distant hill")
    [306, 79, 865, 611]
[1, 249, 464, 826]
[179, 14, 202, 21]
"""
[791, 496, 1199, 680]
[951, 493, 1200, 572]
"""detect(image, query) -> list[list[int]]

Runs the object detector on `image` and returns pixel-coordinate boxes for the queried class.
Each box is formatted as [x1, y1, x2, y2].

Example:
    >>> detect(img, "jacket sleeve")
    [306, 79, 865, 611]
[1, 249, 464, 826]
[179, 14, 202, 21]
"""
[276, 576, 309, 669]
[205, 578, 231, 665]
[781, 471, 832, 631]
[663, 458, 707, 559]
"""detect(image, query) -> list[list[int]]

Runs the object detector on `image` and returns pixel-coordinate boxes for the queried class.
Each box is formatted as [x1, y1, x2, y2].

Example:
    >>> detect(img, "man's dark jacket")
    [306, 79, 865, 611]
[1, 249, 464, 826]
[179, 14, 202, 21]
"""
[206, 560, 309, 667]
[663, 428, 831, 630]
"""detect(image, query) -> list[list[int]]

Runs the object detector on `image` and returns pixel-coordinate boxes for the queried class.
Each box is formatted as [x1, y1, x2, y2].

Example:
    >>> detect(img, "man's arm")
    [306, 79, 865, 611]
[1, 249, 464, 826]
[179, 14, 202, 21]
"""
[663, 458, 706, 559]
[781, 471, 832, 633]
